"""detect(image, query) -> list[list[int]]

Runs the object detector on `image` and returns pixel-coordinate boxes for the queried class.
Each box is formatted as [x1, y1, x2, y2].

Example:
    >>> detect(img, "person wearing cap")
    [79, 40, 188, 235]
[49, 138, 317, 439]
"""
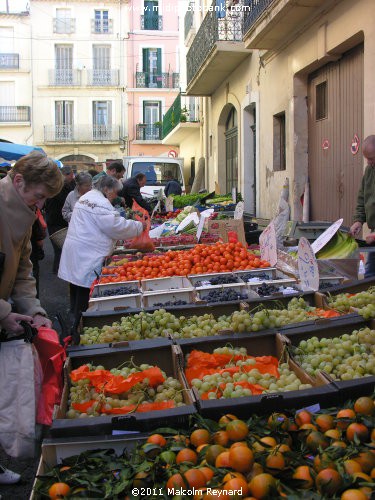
[44, 165, 75, 273]
[164, 170, 182, 197]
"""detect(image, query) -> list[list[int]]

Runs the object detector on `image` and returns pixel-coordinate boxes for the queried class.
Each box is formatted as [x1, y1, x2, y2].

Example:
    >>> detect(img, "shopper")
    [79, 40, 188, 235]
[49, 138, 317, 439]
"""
[0, 151, 63, 483]
[58, 175, 146, 340]
[120, 172, 152, 214]
[45, 165, 75, 273]
[92, 160, 125, 184]
[30, 208, 47, 298]
[350, 135, 375, 277]
[164, 170, 182, 197]
[62, 172, 92, 223]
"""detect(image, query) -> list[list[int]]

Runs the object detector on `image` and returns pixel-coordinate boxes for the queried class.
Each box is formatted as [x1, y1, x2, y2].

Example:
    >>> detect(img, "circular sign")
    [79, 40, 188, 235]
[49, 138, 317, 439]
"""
[322, 139, 330, 150]
[168, 149, 177, 158]
[351, 134, 360, 155]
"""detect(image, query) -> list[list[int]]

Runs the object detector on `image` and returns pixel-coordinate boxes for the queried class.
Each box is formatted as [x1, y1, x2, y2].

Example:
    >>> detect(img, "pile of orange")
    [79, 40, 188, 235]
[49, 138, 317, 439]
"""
[100, 242, 270, 282]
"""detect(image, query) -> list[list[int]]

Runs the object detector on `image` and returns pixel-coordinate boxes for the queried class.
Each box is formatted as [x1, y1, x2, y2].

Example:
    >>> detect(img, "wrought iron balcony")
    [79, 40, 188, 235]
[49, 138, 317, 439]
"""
[87, 69, 119, 86]
[0, 106, 30, 122]
[243, 0, 327, 49]
[0, 53, 19, 69]
[136, 124, 162, 141]
[184, 3, 195, 41]
[140, 15, 163, 30]
[48, 69, 81, 86]
[91, 18, 113, 34]
[162, 94, 200, 145]
[135, 71, 179, 89]
[53, 17, 76, 34]
[43, 125, 120, 143]
[186, 0, 250, 95]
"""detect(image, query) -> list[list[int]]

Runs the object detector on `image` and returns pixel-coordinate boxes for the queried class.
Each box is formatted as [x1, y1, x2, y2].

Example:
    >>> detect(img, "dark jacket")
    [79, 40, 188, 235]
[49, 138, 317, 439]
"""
[45, 180, 75, 231]
[119, 177, 152, 214]
[165, 179, 182, 197]
[353, 165, 375, 230]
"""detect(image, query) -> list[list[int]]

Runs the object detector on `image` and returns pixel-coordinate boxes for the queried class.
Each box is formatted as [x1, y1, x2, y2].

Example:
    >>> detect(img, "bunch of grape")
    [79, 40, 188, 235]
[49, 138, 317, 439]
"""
[256, 282, 280, 296]
[66, 363, 185, 419]
[173, 314, 231, 339]
[201, 289, 248, 303]
[100, 286, 139, 297]
[152, 300, 188, 307]
[241, 272, 272, 282]
[189, 346, 312, 400]
[293, 328, 375, 380]
[195, 275, 240, 286]
[327, 289, 375, 317]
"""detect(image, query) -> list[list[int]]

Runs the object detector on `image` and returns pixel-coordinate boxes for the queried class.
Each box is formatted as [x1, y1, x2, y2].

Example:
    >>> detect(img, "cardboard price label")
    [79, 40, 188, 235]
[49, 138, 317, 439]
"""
[311, 218, 343, 254]
[165, 196, 173, 212]
[259, 222, 277, 266]
[234, 201, 244, 220]
[298, 237, 319, 291]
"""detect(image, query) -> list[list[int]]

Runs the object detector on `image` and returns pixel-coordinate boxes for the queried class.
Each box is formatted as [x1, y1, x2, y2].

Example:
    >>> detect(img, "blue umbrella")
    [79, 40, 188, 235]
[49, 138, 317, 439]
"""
[0, 142, 45, 161]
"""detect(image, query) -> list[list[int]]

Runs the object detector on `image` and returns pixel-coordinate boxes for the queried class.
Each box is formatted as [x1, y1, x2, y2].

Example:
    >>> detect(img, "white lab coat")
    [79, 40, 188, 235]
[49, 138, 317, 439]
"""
[58, 188, 142, 288]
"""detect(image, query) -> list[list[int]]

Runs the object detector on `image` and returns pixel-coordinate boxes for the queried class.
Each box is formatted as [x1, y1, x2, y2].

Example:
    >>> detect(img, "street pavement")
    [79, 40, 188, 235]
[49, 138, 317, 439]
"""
[0, 237, 71, 500]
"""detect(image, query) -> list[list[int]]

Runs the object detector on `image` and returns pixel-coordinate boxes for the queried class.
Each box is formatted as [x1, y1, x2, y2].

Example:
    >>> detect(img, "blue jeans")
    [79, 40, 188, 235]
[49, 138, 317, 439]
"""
[365, 251, 375, 278]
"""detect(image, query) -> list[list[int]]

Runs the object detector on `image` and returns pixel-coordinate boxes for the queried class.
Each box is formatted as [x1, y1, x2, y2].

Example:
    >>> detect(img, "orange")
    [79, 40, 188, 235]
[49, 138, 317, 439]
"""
[265, 452, 286, 472]
[176, 448, 198, 465]
[352, 472, 372, 482]
[346, 423, 369, 443]
[184, 469, 207, 488]
[354, 397, 374, 416]
[267, 413, 290, 431]
[59, 466, 71, 472]
[343, 459, 363, 475]
[228, 446, 254, 473]
[166, 473, 185, 489]
[199, 466, 214, 483]
[205, 445, 226, 466]
[132, 472, 151, 488]
[315, 414, 335, 432]
[306, 431, 329, 452]
[230, 441, 248, 449]
[313, 453, 337, 472]
[212, 430, 230, 447]
[218, 414, 238, 426]
[226, 420, 249, 441]
[341, 490, 368, 500]
[315, 468, 343, 495]
[336, 409, 356, 430]
[146, 433, 167, 447]
[223, 472, 245, 482]
[248, 473, 277, 499]
[353, 451, 375, 473]
[325, 428, 341, 440]
[215, 451, 230, 468]
[48, 482, 71, 499]
[223, 477, 249, 496]
[190, 429, 211, 448]
[295, 409, 312, 427]
[292, 466, 313, 489]
[247, 462, 264, 481]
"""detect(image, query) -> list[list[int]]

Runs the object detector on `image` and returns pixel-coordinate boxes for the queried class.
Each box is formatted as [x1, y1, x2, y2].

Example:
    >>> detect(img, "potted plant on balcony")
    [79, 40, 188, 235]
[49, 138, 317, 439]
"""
[180, 106, 189, 122]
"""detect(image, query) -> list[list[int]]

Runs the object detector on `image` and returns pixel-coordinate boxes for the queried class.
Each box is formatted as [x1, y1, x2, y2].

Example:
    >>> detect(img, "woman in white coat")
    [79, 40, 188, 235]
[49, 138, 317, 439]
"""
[58, 175, 145, 340]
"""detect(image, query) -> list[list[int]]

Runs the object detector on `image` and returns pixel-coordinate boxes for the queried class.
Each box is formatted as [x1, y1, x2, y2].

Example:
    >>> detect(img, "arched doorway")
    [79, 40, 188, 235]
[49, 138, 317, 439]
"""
[58, 154, 97, 172]
[225, 106, 238, 193]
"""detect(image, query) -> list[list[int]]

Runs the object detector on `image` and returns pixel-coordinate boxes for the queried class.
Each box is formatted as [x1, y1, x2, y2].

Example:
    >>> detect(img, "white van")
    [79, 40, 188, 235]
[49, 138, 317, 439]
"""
[123, 156, 185, 198]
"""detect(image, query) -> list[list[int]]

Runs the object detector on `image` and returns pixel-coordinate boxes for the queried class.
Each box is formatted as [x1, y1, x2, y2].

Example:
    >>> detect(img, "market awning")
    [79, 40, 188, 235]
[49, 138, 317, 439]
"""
[0, 142, 45, 161]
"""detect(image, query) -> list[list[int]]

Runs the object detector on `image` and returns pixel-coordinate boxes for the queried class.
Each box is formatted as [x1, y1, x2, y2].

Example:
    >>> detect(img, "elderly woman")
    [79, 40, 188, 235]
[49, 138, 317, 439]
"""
[58, 175, 145, 340]
[62, 172, 92, 223]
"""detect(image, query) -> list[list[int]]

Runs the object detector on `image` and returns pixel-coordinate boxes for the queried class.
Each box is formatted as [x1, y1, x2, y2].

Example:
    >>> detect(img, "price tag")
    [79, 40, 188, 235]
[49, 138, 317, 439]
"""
[196, 212, 211, 241]
[259, 221, 277, 266]
[311, 219, 343, 254]
[234, 201, 244, 220]
[165, 196, 173, 212]
[298, 237, 319, 291]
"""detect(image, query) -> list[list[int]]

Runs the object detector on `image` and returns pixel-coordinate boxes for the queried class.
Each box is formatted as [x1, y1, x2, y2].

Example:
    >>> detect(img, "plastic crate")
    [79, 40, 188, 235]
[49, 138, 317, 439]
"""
[188, 272, 240, 287]
[142, 288, 195, 308]
[141, 276, 192, 292]
[91, 280, 140, 298]
[196, 283, 249, 302]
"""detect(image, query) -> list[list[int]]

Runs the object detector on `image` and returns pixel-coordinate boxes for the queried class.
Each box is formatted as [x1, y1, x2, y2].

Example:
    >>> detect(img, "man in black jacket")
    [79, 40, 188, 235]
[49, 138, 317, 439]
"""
[45, 165, 75, 273]
[120, 173, 152, 214]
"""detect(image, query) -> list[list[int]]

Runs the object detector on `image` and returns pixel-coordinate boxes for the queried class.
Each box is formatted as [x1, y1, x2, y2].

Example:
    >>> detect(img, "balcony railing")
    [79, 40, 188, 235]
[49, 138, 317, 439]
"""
[135, 71, 179, 89]
[184, 4, 195, 40]
[87, 69, 119, 86]
[0, 106, 30, 122]
[163, 94, 199, 137]
[140, 15, 163, 30]
[186, 0, 244, 85]
[53, 18, 76, 34]
[44, 125, 120, 142]
[243, 0, 274, 36]
[136, 124, 162, 141]
[48, 69, 81, 86]
[0, 53, 19, 69]
[91, 19, 113, 34]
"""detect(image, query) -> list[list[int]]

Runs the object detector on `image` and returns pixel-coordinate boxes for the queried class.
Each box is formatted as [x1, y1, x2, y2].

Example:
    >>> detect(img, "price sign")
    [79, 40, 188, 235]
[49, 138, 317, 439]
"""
[234, 201, 244, 220]
[165, 196, 173, 212]
[311, 219, 343, 254]
[259, 221, 277, 266]
[232, 187, 237, 203]
[298, 237, 319, 291]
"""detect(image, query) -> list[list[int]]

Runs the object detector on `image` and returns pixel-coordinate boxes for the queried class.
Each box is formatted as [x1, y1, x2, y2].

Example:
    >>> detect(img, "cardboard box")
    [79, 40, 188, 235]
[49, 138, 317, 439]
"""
[91, 280, 140, 298]
[142, 288, 195, 307]
[208, 219, 246, 246]
[188, 272, 240, 287]
[176, 333, 338, 419]
[141, 276, 192, 292]
[87, 293, 142, 312]
[50, 344, 197, 437]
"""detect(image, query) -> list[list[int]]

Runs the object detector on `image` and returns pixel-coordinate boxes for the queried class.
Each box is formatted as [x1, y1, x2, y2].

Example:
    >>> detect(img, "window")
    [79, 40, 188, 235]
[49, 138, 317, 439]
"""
[94, 10, 109, 33]
[143, 0, 160, 30]
[55, 101, 73, 140]
[142, 48, 162, 87]
[143, 101, 161, 140]
[316, 81, 327, 120]
[55, 9, 72, 34]
[225, 107, 238, 192]
[273, 112, 286, 171]
[93, 45, 111, 85]
[93, 101, 112, 140]
[55, 45, 73, 85]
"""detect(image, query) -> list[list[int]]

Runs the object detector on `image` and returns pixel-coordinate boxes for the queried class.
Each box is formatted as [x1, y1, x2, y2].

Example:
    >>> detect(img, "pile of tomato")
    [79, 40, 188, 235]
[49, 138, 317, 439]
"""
[101, 242, 270, 283]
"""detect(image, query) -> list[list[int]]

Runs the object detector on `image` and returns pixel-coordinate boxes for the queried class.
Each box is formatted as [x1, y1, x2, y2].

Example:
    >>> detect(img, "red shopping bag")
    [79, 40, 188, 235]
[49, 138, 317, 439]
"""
[129, 201, 155, 251]
[33, 327, 66, 426]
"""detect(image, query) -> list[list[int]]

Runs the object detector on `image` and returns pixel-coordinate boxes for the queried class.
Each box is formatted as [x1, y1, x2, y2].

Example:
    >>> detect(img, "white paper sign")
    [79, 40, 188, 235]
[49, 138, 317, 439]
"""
[196, 211, 213, 241]
[232, 188, 237, 203]
[311, 219, 343, 254]
[234, 202, 244, 220]
[259, 221, 277, 266]
[298, 237, 319, 291]
[165, 196, 173, 212]
[176, 213, 199, 233]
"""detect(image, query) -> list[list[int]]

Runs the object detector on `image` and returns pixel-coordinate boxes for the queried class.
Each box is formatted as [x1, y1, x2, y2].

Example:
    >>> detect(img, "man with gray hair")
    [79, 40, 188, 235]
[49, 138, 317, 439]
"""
[45, 164, 75, 273]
